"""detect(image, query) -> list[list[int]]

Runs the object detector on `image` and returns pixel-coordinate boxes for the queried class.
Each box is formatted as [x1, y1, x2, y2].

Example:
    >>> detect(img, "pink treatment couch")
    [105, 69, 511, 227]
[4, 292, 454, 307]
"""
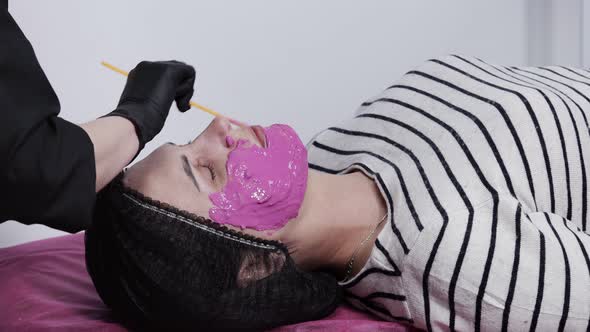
[0, 233, 419, 331]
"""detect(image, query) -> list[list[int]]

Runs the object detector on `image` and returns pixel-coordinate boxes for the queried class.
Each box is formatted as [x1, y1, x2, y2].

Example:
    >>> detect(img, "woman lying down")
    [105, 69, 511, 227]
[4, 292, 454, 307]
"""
[85, 55, 590, 331]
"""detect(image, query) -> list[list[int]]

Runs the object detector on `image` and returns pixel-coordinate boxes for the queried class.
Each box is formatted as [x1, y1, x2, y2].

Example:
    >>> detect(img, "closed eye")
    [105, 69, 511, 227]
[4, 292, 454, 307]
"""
[181, 155, 200, 192]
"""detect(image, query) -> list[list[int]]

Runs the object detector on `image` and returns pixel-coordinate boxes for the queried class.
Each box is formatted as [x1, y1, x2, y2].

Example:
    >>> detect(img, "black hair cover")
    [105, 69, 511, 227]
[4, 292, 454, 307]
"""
[85, 175, 341, 331]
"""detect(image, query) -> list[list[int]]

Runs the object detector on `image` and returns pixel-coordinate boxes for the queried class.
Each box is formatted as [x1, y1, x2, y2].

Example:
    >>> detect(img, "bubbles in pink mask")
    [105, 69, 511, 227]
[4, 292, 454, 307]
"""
[208, 124, 308, 231]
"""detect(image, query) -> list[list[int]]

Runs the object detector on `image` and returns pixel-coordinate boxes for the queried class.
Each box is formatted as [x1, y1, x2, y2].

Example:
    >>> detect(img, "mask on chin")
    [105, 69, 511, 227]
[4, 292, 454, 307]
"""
[208, 124, 308, 231]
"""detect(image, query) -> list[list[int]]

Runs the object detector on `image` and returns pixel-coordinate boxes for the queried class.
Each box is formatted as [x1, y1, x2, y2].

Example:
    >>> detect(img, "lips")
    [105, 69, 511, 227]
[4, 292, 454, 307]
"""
[251, 125, 267, 148]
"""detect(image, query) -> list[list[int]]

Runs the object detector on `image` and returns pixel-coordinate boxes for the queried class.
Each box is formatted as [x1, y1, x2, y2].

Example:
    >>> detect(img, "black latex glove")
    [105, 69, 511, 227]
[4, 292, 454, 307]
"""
[104, 60, 196, 155]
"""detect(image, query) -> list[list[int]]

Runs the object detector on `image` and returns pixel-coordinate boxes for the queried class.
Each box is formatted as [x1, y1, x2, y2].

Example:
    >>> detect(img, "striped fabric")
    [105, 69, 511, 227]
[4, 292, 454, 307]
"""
[306, 55, 590, 331]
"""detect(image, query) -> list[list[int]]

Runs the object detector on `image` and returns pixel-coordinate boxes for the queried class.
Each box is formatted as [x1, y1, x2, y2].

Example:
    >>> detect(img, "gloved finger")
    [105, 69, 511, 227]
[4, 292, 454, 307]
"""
[175, 70, 195, 96]
[177, 64, 196, 83]
[175, 88, 194, 112]
[128, 61, 152, 78]
[174, 67, 196, 112]
[174, 80, 194, 112]
[162, 60, 187, 66]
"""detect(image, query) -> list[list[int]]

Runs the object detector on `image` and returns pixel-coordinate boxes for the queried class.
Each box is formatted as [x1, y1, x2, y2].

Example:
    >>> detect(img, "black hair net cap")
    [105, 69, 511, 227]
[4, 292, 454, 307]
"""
[85, 175, 342, 331]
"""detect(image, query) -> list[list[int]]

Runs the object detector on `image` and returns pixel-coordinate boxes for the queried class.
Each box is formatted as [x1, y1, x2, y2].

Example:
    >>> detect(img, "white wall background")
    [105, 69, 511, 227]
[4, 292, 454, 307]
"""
[1, 0, 583, 247]
[527, 0, 585, 66]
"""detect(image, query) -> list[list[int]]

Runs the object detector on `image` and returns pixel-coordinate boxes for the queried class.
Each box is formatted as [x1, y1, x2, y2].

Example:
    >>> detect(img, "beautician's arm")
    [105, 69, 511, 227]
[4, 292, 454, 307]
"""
[0, 1, 196, 233]
[0, 8, 99, 233]
[80, 117, 139, 192]
[0, 7, 194, 233]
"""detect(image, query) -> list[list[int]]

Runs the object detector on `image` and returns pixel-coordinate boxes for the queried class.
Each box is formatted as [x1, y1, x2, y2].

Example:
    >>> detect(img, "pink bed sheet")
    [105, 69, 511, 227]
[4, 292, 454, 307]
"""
[0, 233, 416, 331]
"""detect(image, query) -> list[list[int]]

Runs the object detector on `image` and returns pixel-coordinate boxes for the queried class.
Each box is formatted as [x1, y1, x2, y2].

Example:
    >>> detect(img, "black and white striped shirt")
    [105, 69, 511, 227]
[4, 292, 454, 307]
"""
[306, 55, 590, 331]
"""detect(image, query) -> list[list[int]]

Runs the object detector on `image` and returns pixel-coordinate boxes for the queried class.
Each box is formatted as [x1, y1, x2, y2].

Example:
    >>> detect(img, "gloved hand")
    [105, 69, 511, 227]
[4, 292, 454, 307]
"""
[103, 60, 196, 155]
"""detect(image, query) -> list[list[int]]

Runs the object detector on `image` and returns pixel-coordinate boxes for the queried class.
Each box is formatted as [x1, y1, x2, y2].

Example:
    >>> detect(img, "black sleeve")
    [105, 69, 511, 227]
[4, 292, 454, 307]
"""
[0, 8, 96, 233]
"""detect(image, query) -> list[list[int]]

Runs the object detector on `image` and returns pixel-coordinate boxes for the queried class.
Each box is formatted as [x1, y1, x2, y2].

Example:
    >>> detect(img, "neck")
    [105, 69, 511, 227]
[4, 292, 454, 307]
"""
[274, 169, 387, 279]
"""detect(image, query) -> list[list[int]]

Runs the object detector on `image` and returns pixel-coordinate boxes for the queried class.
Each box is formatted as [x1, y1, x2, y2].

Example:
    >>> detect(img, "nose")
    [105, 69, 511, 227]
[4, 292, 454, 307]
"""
[212, 116, 259, 149]
[211, 116, 237, 149]
[214, 116, 232, 134]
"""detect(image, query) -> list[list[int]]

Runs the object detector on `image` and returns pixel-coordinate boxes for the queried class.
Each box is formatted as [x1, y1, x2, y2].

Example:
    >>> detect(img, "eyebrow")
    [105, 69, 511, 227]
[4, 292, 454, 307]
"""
[181, 155, 200, 192]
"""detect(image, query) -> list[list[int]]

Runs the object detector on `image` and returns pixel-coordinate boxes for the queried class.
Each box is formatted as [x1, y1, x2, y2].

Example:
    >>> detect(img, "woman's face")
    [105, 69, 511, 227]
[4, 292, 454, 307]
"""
[123, 117, 269, 237]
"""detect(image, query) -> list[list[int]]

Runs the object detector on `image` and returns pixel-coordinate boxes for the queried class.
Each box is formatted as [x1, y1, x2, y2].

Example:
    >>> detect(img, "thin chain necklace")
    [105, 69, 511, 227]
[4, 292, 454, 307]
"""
[340, 213, 388, 283]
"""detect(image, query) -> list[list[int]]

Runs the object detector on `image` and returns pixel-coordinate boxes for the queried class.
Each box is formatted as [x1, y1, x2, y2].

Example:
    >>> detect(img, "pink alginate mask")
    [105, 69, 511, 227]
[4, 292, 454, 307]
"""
[208, 124, 308, 231]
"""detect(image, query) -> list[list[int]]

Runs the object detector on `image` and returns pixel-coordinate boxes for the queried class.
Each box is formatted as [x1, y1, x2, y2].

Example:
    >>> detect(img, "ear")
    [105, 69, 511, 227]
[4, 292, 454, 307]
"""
[236, 251, 286, 288]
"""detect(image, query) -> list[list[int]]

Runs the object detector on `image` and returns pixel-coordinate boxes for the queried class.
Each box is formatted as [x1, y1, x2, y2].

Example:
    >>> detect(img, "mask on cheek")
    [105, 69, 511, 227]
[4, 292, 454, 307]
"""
[208, 124, 308, 231]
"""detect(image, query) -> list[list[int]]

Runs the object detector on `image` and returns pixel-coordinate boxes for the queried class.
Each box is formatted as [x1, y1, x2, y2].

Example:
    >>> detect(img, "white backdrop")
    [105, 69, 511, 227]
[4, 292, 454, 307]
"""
[1, 1, 535, 247]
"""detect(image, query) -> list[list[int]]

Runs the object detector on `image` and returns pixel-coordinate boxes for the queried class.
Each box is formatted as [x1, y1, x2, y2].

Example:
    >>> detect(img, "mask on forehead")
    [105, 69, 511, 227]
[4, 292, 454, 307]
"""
[208, 124, 308, 231]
